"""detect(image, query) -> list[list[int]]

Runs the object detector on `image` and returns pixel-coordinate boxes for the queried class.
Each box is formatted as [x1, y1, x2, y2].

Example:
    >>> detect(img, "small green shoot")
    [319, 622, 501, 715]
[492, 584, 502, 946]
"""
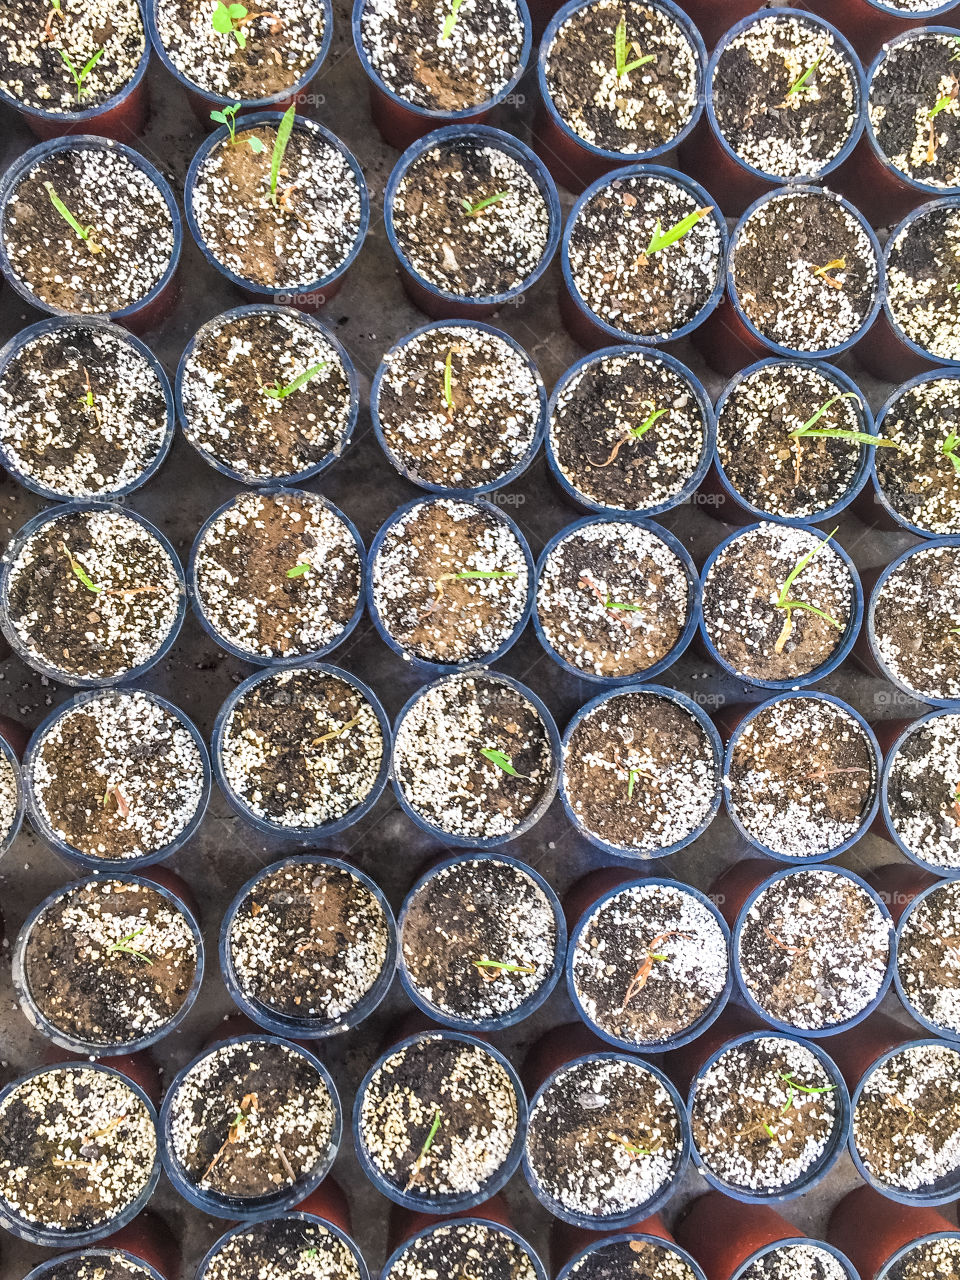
[212, 1, 248, 48]
[773, 529, 841, 654]
[481, 747, 526, 778]
[450, 569, 517, 581]
[263, 360, 328, 399]
[605, 597, 642, 611]
[460, 191, 508, 217]
[440, 0, 463, 43]
[626, 766, 654, 799]
[406, 1108, 443, 1189]
[607, 1130, 660, 1158]
[644, 206, 713, 258]
[43, 181, 102, 254]
[60, 540, 101, 593]
[209, 103, 266, 152]
[927, 81, 958, 162]
[614, 17, 655, 81]
[930, 93, 955, 122]
[302, 1249, 318, 1259]
[594, 404, 667, 467]
[952, 35, 960, 62]
[779, 1072, 837, 1113]
[60, 47, 104, 101]
[784, 45, 825, 100]
[286, 563, 311, 578]
[763, 1122, 778, 1139]
[473, 958, 536, 978]
[944, 432, 960, 475]
[443, 347, 455, 414]
[107, 926, 153, 964]
[269, 103, 296, 206]
[788, 392, 899, 450]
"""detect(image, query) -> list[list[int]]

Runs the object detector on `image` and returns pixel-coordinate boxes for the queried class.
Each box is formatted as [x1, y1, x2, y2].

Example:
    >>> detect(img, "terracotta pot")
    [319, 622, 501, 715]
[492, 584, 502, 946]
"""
[387, 1194, 513, 1254]
[100, 1212, 180, 1280]
[707, 859, 779, 930]
[550, 1214, 672, 1273]
[818, 1009, 915, 1093]
[800, 0, 952, 62]
[294, 1176, 352, 1235]
[562, 867, 637, 932]
[864, 864, 940, 926]
[663, 1003, 764, 1095]
[674, 1193, 800, 1280]
[522, 1021, 610, 1095]
[827, 1185, 957, 1280]
[672, 0, 758, 49]
[40, 1046, 162, 1106]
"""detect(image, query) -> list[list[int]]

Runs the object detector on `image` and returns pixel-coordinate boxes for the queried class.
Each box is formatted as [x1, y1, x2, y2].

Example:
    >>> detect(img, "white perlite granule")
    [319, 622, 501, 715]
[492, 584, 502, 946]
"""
[0, 747, 19, 845]
[887, 205, 960, 361]
[870, 33, 960, 188]
[738, 1244, 851, 1280]
[899, 882, 960, 1035]
[854, 1043, 960, 1193]
[874, 545, 960, 701]
[0, 1066, 156, 1227]
[885, 1237, 960, 1280]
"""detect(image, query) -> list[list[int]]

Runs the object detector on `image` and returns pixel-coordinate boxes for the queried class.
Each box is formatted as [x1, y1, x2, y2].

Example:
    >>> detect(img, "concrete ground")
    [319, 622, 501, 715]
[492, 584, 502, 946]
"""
[0, 3, 952, 1276]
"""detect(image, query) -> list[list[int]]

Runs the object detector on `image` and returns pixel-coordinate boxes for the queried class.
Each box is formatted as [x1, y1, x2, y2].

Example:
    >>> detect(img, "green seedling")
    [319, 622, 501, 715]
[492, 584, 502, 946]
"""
[480, 747, 527, 778]
[212, 1, 248, 47]
[406, 1108, 443, 1189]
[286, 563, 311, 578]
[209, 103, 266, 152]
[263, 360, 328, 399]
[779, 1072, 837, 1113]
[43, 181, 101, 253]
[607, 1130, 661, 1158]
[927, 81, 957, 162]
[460, 191, 508, 217]
[440, 0, 463, 43]
[773, 529, 841, 655]
[107, 926, 153, 964]
[473, 958, 536, 978]
[443, 347, 455, 414]
[930, 92, 955, 122]
[60, 539, 101, 593]
[614, 16, 655, 81]
[642, 205, 713, 260]
[422, 565, 517, 616]
[605, 597, 642, 611]
[594, 404, 667, 467]
[789, 392, 896, 449]
[784, 45, 825, 100]
[944, 432, 960, 475]
[60, 47, 104, 101]
[205, 1093, 258, 1178]
[269, 103, 296, 206]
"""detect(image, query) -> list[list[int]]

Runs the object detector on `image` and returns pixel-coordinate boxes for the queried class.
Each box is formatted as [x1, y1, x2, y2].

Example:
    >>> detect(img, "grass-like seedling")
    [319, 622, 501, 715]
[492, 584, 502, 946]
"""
[607, 1130, 660, 1158]
[641, 206, 714, 262]
[773, 529, 841, 655]
[614, 17, 655, 81]
[779, 1071, 836, 1112]
[789, 391, 898, 482]
[473, 957, 536, 980]
[461, 191, 508, 217]
[626, 765, 655, 799]
[619, 929, 691, 1009]
[439, 0, 463, 44]
[480, 747, 527, 778]
[107, 925, 154, 964]
[421, 563, 518, 616]
[205, 1093, 259, 1179]
[578, 573, 642, 624]
[443, 348, 455, 416]
[594, 403, 668, 468]
[944, 432, 960, 475]
[212, 1, 249, 47]
[263, 360, 328, 399]
[406, 1107, 443, 1190]
[210, 103, 266, 153]
[43, 181, 102, 254]
[60, 539, 101, 593]
[286, 562, 311, 578]
[269, 104, 296, 208]
[783, 45, 825, 101]
[60, 47, 104, 101]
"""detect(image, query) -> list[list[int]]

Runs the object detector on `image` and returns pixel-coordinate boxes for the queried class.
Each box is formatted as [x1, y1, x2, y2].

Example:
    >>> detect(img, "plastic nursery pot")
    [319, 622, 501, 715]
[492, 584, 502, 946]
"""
[352, 0, 532, 150]
[195, 1212, 369, 1280]
[534, 0, 707, 194]
[220, 854, 398, 1038]
[555, 1231, 709, 1280]
[693, 186, 884, 377]
[551, 1218, 685, 1278]
[859, 541, 960, 709]
[386, 1193, 515, 1254]
[698, 522, 864, 693]
[369, 320, 546, 499]
[397, 851, 566, 1032]
[189, 488, 365, 667]
[160, 1034, 342, 1219]
[722, 692, 882, 864]
[0, 317, 175, 502]
[829, 1186, 960, 1280]
[146, 0, 333, 125]
[679, 9, 866, 218]
[366, 497, 535, 674]
[296, 1175, 353, 1233]
[801, 0, 959, 63]
[832, 30, 960, 230]
[878, 711, 960, 876]
[564, 875, 731, 1053]
[381, 1218, 548, 1280]
[0, 731, 24, 860]
[559, 165, 727, 351]
[391, 670, 561, 849]
[866, 863, 941, 926]
[523, 1050, 690, 1230]
[23, 1209, 179, 1280]
[383, 124, 562, 320]
[686, 1029, 850, 1203]
[674, 1192, 856, 1280]
[663, 1002, 765, 1095]
[559, 683, 723, 861]
[848, 1038, 960, 1206]
[702, 359, 873, 526]
[0, 0, 151, 140]
[544, 345, 716, 517]
[730, 864, 896, 1038]
[533, 514, 700, 685]
[12, 872, 204, 1055]
[211, 662, 392, 841]
[184, 113, 369, 312]
[353, 1030, 527, 1212]
[22, 688, 211, 872]
[175, 304, 360, 487]
[0, 1060, 160, 1247]
[857, 198, 960, 384]
[893, 879, 960, 1041]
[0, 136, 182, 336]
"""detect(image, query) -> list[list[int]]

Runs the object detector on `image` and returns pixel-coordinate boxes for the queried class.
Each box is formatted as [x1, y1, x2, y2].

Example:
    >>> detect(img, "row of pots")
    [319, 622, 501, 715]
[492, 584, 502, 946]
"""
[2, 121, 960, 389]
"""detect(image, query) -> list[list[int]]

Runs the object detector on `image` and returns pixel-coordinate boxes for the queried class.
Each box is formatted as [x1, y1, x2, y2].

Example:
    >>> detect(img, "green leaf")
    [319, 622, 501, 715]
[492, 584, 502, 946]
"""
[286, 563, 311, 578]
[210, 109, 228, 124]
[606, 597, 642, 611]
[645, 206, 714, 257]
[270, 104, 297, 204]
[440, 0, 463, 43]
[629, 406, 667, 440]
[776, 529, 837, 610]
[247, 136, 265, 154]
[461, 191, 508, 217]
[454, 569, 518, 580]
[930, 93, 954, 121]
[944, 433, 960, 474]
[264, 360, 329, 399]
[615, 16, 627, 78]
[791, 391, 861, 437]
[212, 1, 233, 31]
[785, 45, 825, 98]
[443, 347, 454, 409]
[421, 1108, 442, 1156]
[480, 747, 523, 777]
[623, 52, 655, 74]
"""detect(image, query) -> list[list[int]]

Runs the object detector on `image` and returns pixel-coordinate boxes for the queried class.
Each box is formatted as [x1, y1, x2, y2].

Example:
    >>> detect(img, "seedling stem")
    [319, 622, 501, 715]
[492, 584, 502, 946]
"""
[263, 360, 328, 399]
[480, 747, 528, 778]
[107, 925, 153, 964]
[773, 529, 842, 654]
[209, 103, 266, 153]
[406, 1108, 443, 1189]
[60, 47, 104, 100]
